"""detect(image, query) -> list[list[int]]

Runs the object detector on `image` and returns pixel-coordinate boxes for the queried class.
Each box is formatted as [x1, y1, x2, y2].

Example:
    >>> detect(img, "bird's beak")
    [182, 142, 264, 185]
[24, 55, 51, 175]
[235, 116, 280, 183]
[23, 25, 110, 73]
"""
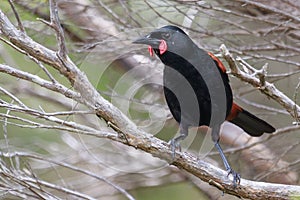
[133, 35, 161, 48]
[133, 34, 168, 56]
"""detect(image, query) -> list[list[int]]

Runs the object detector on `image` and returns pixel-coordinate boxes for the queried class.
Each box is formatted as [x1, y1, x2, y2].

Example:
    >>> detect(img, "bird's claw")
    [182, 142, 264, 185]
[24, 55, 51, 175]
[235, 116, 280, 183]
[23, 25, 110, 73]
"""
[168, 139, 181, 160]
[227, 169, 241, 187]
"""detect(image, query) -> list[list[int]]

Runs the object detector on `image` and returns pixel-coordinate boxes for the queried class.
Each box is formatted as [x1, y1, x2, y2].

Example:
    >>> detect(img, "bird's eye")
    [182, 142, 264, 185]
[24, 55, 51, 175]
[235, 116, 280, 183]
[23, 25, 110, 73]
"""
[161, 32, 170, 40]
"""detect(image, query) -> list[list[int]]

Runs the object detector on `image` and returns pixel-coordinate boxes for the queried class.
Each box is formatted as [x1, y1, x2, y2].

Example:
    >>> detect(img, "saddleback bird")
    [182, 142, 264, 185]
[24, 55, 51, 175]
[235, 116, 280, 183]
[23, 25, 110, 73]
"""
[133, 25, 275, 185]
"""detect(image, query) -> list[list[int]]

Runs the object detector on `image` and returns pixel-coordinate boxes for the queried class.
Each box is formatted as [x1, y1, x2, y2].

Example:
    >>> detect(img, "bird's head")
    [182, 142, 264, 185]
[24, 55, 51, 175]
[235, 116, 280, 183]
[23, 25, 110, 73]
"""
[133, 25, 191, 58]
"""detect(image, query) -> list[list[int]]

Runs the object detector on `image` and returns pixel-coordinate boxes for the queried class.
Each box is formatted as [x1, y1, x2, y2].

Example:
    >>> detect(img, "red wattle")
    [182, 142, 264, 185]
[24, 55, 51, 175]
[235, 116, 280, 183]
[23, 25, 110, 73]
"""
[159, 40, 167, 55]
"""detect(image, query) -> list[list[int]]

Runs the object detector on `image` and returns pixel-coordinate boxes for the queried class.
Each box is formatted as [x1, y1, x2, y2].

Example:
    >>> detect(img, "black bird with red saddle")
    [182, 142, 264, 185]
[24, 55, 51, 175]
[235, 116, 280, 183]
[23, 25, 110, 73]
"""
[134, 25, 275, 185]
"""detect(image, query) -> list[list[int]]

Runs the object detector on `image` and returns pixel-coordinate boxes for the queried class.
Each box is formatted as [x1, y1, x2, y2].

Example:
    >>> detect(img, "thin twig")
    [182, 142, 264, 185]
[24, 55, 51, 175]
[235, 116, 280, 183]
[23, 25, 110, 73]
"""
[0, 102, 110, 137]
[238, 0, 300, 23]
[293, 78, 300, 124]
[0, 86, 27, 108]
[49, 0, 68, 59]
[214, 125, 300, 155]
[235, 95, 288, 115]
[8, 0, 25, 32]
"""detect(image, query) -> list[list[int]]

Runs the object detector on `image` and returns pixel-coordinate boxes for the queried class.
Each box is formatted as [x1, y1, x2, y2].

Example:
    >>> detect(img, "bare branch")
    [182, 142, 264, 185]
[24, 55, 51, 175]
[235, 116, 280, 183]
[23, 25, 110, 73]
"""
[1, 151, 136, 200]
[220, 44, 300, 120]
[0, 64, 81, 102]
[0, 101, 110, 138]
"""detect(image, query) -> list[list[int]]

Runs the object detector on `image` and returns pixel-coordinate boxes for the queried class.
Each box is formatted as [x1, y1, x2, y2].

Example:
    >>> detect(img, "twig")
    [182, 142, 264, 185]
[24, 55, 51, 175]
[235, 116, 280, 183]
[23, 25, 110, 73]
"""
[238, 0, 300, 23]
[49, 0, 68, 59]
[254, 141, 300, 181]
[293, 78, 300, 124]
[96, 0, 127, 26]
[8, 0, 25, 32]
[235, 95, 288, 115]
[2, 109, 10, 156]
[216, 125, 300, 156]
[38, 0, 67, 59]
[0, 102, 112, 138]
[0, 86, 27, 108]
[20, 176, 95, 200]
[0, 112, 97, 135]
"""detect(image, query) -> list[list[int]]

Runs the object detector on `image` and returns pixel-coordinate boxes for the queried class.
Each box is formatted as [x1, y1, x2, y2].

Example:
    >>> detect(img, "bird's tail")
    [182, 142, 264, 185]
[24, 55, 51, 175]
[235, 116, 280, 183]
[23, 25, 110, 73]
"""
[227, 103, 275, 136]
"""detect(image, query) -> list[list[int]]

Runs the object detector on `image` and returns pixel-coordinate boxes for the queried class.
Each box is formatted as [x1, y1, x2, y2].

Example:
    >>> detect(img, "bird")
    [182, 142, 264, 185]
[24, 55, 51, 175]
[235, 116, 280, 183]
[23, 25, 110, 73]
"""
[133, 25, 275, 185]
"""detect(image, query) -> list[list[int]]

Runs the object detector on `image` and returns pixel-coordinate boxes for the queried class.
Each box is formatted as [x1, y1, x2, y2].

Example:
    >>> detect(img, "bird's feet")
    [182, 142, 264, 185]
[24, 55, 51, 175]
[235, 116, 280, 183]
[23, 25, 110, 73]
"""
[168, 139, 181, 160]
[227, 168, 241, 187]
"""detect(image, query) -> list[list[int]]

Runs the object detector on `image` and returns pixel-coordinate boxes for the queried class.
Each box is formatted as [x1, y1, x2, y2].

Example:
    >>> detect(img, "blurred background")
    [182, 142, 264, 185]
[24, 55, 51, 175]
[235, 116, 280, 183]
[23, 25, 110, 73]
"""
[0, 0, 299, 199]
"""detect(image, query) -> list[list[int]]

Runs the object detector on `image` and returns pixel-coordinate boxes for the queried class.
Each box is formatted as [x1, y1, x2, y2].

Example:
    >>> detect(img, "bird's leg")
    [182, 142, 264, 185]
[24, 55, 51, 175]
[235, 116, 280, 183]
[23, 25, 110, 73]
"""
[211, 125, 241, 187]
[212, 127, 241, 187]
[169, 124, 188, 160]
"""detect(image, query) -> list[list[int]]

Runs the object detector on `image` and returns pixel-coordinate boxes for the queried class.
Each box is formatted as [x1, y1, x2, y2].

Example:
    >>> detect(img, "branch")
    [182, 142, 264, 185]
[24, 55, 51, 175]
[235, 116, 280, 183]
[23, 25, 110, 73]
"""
[1, 7, 300, 200]
[0, 64, 81, 103]
[220, 44, 300, 120]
